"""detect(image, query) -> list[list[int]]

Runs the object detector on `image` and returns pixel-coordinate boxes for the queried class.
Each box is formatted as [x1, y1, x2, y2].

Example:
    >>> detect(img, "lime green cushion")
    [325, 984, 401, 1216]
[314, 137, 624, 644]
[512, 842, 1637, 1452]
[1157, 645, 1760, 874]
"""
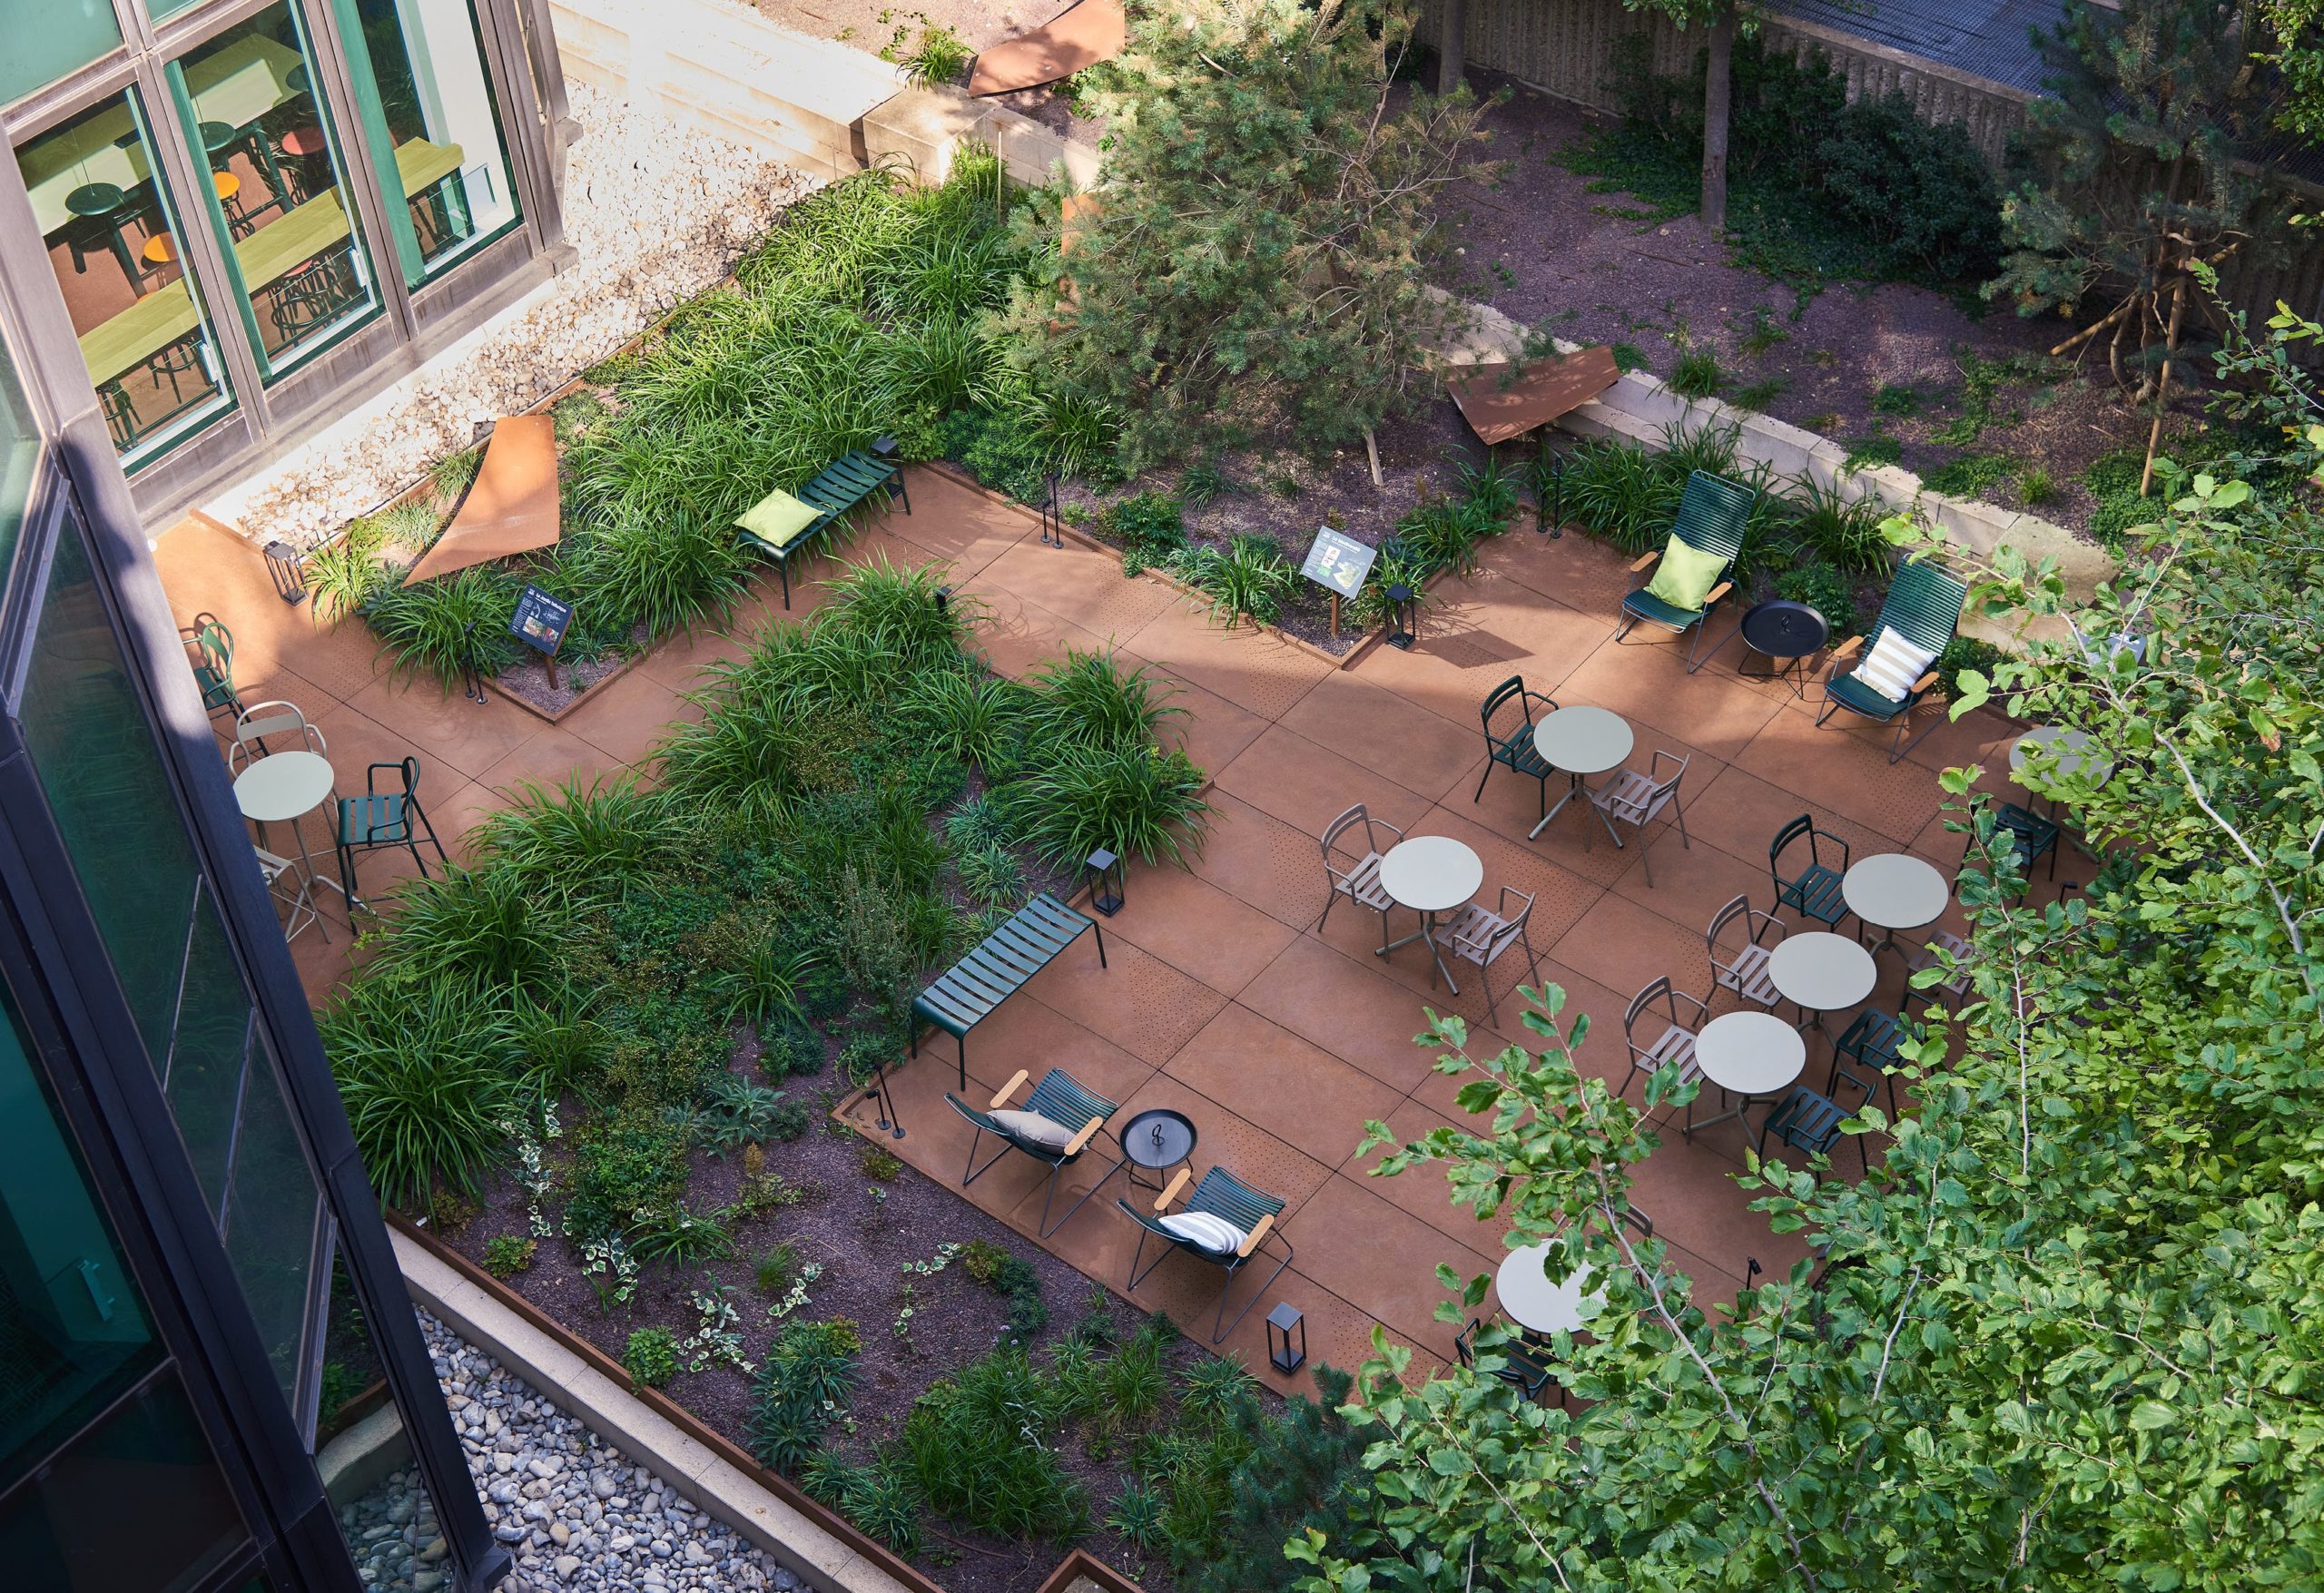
[737, 487, 823, 550]
[1642, 536, 1726, 612]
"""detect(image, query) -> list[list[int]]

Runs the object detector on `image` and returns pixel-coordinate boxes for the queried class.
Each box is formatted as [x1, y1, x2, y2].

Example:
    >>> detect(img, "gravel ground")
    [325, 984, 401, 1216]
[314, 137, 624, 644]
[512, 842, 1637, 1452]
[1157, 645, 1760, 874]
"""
[209, 79, 821, 550]
[374, 1308, 825, 1593]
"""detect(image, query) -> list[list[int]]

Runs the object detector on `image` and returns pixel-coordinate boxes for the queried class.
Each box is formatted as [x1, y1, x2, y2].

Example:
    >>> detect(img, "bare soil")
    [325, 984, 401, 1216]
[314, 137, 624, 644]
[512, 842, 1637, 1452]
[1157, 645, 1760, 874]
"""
[492, 648, 633, 717]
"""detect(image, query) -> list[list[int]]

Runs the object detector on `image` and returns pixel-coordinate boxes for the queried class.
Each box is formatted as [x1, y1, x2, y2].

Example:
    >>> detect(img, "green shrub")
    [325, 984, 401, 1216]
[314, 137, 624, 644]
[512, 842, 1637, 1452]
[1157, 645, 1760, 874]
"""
[305, 519, 391, 624]
[748, 1319, 862, 1472]
[762, 1013, 826, 1078]
[1667, 347, 1728, 399]
[564, 1118, 690, 1242]
[1394, 494, 1501, 577]
[940, 404, 1051, 504]
[320, 978, 517, 1211]
[1871, 383, 1925, 418]
[623, 1327, 679, 1390]
[1934, 634, 2006, 700]
[1002, 741, 1210, 869]
[1775, 562, 1861, 640]
[1786, 476, 1891, 575]
[1920, 453, 2017, 498]
[858, 1144, 902, 1180]
[961, 1238, 1009, 1284]
[958, 841, 1027, 910]
[1165, 535, 1297, 627]
[1106, 1480, 1169, 1556]
[1731, 376, 1787, 412]
[483, 1235, 537, 1277]
[1029, 648, 1186, 752]
[1841, 435, 1903, 474]
[753, 1242, 801, 1296]
[361, 565, 520, 689]
[765, 1102, 811, 1141]
[901, 1346, 1089, 1542]
[626, 1203, 737, 1269]
[1560, 437, 1683, 554]
[1105, 491, 1188, 556]
[698, 1072, 790, 1154]
[2018, 466, 2057, 506]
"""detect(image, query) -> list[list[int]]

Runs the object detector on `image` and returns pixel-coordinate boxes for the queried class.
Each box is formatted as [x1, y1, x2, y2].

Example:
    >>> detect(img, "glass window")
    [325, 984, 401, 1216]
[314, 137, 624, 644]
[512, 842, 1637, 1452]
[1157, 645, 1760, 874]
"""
[170, 5, 379, 378]
[0, 339, 35, 578]
[146, 0, 212, 18]
[350, 0, 521, 279]
[218, 1028, 326, 1403]
[11, 91, 233, 466]
[0, 981, 159, 1495]
[0, 1, 124, 109]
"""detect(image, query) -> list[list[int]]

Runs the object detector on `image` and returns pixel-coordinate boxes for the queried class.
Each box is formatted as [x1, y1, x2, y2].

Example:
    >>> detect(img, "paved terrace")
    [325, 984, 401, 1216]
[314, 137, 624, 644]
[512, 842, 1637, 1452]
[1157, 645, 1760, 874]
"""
[159, 470, 2063, 1391]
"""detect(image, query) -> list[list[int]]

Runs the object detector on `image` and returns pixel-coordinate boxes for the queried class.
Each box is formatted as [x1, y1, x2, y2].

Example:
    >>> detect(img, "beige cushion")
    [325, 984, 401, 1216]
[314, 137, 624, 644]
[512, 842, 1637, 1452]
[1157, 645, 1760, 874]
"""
[990, 1108, 1074, 1151]
[1159, 1210, 1246, 1254]
[1854, 630, 1938, 703]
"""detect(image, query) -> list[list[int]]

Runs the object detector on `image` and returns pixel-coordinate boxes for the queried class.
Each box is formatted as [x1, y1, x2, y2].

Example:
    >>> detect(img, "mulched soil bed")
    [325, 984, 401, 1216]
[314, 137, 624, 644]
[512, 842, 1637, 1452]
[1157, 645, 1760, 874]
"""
[492, 647, 633, 717]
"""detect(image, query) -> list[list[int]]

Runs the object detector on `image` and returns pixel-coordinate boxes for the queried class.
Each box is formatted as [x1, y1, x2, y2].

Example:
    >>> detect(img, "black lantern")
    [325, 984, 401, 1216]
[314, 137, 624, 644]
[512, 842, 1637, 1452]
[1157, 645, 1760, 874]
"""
[1266, 1302, 1306, 1374]
[1086, 848, 1124, 916]
[935, 584, 951, 615]
[1384, 584, 1417, 650]
[872, 433, 899, 457]
[1039, 470, 1064, 546]
[262, 539, 306, 605]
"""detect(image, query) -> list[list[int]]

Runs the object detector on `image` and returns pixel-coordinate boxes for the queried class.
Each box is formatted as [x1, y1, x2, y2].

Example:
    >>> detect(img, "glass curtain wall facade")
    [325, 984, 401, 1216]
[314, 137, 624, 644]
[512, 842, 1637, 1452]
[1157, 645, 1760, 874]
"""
[0, 0, 559, 509]
[0, 316, 502, 1589]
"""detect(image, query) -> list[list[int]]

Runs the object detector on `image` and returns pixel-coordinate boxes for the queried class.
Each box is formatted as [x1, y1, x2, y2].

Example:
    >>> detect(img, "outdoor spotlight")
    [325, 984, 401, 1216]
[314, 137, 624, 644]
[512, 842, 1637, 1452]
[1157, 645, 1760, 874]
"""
[1266, 1303, 1307, 1373]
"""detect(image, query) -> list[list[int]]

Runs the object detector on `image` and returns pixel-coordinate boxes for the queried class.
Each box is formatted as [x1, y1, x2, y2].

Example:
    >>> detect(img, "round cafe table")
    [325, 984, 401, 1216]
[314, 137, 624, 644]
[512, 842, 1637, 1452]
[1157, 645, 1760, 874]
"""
[1768, 930, 1876, 1038]
[1842, 853, 1950, 961]
[233, 751, 341, 910]
[1497, 1242, 1605, 1337]
[1375, 835, 1482, 995]
[1690, 1010, 1807, 1134]
[1529, 705, 1634, 844]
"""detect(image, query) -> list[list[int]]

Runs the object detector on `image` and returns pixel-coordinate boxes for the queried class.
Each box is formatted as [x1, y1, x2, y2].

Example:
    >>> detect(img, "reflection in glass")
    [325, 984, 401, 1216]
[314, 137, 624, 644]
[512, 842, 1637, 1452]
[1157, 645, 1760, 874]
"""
[173, 4, 379, 376]
[12, 91, 231, 462]
[0, 0, 124, 109]
[0, 339, 34, 575]
[353, 0, 521, 277]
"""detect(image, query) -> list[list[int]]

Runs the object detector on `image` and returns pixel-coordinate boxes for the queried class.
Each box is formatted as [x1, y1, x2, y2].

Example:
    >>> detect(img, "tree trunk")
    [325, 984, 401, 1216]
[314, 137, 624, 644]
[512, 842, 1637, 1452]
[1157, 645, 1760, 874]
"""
[1437, 0, 1467, 96]
[1700, 5, 1737, 231]
[2139, 276, 2190, 497]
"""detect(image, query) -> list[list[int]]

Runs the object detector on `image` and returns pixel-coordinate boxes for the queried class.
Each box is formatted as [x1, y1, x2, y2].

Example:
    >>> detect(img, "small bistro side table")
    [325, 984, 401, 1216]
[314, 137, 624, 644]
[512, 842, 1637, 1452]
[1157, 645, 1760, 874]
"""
[1528, 705, 1634, 844]
[1118, 1107, 1196, 1193]
[1737, 599, 1829, 699]
[1375, 835, 1483, 995]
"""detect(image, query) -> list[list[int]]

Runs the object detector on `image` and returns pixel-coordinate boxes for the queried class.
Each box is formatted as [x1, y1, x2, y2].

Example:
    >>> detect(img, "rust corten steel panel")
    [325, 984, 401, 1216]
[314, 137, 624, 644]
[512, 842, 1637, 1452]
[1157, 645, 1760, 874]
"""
[402, 413, 559, 585]
[968, 0, 1128, 94]
[1447, 347, 1621, 446]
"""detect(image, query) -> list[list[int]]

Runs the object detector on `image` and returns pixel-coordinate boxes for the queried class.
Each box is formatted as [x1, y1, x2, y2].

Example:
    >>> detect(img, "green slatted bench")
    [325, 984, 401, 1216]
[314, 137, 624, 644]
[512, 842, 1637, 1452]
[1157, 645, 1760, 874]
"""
[911, 892, 1107, 1090]
[735, 440, 911, 609]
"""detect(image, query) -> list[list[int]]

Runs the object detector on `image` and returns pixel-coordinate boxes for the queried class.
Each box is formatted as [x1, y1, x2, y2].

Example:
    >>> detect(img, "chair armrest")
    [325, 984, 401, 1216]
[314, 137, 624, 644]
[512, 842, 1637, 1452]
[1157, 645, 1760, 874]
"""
[1827, 635, 1865, 663]
[1911, 669, 1941, 693]
[1153, 1166, 1190, 1214]
[1236, 1213, 1276, 1258]
[990, 1069, 1029, 1111]
[1703, 581, 1733, 606]
[1628, 549, 1660, 573]
[1062, 1114, 1107, 1157]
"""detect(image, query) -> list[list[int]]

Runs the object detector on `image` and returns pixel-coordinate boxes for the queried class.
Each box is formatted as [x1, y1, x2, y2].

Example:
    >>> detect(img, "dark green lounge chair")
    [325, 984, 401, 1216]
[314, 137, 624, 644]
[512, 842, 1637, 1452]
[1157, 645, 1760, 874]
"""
[1119, 1165, 1292, 1343]
[945, 1067, 1123, 1237]
[1814, 559, 1968, 762]
[1615, 469, 1757, 673]
[736, 441, 911, 608]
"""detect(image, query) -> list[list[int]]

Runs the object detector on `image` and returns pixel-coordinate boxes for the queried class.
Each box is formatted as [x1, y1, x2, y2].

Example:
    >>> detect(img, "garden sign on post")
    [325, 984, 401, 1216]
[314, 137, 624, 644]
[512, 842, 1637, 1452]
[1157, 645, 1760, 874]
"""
[509, 584, 575, 690]
[1301, 526, 1377, 638]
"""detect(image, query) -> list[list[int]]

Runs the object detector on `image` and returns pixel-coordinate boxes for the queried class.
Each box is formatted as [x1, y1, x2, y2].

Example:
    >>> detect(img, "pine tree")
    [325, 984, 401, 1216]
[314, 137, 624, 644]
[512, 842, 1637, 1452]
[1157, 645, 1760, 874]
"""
[995, 0, 1498, 475]
[1191, 1364, 1372, 1593]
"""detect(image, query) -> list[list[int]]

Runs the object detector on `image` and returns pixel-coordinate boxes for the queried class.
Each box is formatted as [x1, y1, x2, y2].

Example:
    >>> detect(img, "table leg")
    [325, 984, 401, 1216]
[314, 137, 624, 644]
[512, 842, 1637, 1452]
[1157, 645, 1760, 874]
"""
[1687, 1087, 1758, 1134]
[1423, 910, 1462, 995]
[104, 221, 138, 285]
[1530, 772, 1584, 840]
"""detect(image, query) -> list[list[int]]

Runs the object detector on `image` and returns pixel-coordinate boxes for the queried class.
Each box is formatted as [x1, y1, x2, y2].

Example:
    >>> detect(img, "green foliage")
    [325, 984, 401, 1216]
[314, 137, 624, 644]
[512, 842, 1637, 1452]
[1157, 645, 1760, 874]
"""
[1001, 741, 1210, 869]
[1666, 346, 1728, 399]
[1932, 634, 2005, 701]
[1840, 433, 1903, 474]
[1786, 476, 1891, 574]
[1166, 535, 1297, 627]
[1029, 648, 1186, 752]
[901, 1345, 1089, 1542]
[698, 1072, 791, 1155]
[753, 1242, 801, 1297]
[1105, 1480, 1169, 1556]
[1773, 561, 1860, 639]
[482, 1235, 537, 1277]
[998, 0, 1500, 470]
[621, 1326, 678, 1390]
[938, 403, 1053, 504]
[878, 11, 971, 87]
[1871, 382, 1925, 418]
[1729, 376, 1787, 412]
[761, 1013, 826, 1079]
[2018, 465, 2057, 506]
[749, 1318, 862, 1472]
[320, 978, 517, 1210]
[857, 1143, 902, 1181]
[1104, 491, 1189, 557]
[361, 565, 521, 690]
[1920, 452, 2018, 498]
[305, 516, 393, 624]
[564, 1117, 690, 1243]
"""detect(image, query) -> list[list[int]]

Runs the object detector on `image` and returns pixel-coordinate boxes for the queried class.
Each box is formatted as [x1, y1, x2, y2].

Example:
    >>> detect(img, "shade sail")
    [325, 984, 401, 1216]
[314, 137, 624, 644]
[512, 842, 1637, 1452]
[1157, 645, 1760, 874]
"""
[968, 0, 1128, 95]
[400, 414, 560, 585]
[1448, 348, 1622, 446]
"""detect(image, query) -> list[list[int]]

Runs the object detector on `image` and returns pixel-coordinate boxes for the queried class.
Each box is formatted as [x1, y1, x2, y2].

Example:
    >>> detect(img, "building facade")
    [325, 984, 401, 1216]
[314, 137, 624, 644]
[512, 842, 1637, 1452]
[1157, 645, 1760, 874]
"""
[3, 0, 572, 524]
[0, 151, 505, 1593]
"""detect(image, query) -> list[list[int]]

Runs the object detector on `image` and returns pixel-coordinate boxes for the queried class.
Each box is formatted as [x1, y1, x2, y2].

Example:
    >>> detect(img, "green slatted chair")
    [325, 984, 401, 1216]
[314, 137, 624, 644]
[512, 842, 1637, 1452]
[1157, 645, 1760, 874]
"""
[1616, 469, 1757, 672]
[183, 613, 243, 723]
[945, 1067, 1124, 1238]
[735, 442, 911, 608]
[911, 893, 1106, 1092]
[1119, 1165, 1294, 1343]
[1814, 560, 1969, 762]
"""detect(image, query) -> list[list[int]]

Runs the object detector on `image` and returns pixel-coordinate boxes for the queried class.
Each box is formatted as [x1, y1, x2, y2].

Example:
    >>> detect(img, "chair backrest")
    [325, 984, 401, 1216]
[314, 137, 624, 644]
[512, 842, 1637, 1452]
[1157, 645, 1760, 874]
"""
[1025, 1068, 1115, 1133]
[1624, 974, 1688, 1049]
[1706, 893, 1756, 960]
[1479, 675, 1542, 742]
[1322, 803, 1388, 870]
[1769, 814, 1843, 880]
[1870, 559, 1968, 654]
[1771, 1090, 1846, 1155]
[188, 614, 232, 678]
[234, 699, 320, 748]
[1188, 1165, 1284, 1234]
[1669, 470, 1756, 564]
[368, 756, 420, 798]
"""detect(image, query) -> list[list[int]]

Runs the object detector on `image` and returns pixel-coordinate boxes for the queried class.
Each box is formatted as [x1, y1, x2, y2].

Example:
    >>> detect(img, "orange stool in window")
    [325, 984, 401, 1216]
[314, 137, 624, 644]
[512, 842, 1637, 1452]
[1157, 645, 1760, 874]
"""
[277, 125, 327, 203]
[141, 233, 175, 267]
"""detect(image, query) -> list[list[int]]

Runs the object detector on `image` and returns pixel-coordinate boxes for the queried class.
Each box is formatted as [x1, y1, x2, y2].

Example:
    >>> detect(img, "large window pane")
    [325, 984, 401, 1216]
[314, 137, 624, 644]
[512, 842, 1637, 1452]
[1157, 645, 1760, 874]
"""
[0, 339, 34, 577]
[218, 1028, 325, 1405]
[0, 981, 159, 1494]
[172, 5, 379, 378]
[0, 1, 123, 109]
[12, 91, 234, 465]
[351, 0, 520, 278]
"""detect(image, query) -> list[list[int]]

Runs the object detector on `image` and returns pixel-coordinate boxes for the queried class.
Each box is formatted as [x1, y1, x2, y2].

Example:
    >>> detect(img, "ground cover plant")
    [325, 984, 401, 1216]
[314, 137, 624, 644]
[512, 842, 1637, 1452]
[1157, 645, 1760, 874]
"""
[326, 561, 1216, 1587]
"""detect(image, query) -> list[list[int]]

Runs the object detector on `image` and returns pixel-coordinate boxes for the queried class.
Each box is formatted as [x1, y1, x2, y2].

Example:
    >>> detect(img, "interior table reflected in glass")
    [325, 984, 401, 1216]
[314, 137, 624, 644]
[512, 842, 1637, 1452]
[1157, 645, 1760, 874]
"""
[171, 3, 381, 378]
[354, 0, 522, 277]
[12, 91, 233, 462]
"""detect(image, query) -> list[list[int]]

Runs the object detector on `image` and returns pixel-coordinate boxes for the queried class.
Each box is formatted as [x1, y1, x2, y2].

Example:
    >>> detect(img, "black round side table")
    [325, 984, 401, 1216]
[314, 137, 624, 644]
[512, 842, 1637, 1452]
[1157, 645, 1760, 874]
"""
[1738, 599, 1829, 699]
[1119, 1108, 1196, 1192]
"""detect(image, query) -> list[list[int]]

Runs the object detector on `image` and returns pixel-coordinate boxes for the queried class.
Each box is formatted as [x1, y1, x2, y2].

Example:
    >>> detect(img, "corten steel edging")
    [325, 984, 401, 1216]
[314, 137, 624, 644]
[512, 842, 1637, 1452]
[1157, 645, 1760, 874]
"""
[1032, 1548, 1149, 1593]
[388, 1212, 949, 1593]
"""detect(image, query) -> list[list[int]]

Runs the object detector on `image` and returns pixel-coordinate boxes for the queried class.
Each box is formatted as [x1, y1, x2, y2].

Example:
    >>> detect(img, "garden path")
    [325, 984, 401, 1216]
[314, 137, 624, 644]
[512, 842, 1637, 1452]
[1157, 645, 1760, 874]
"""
[157, 465, 2070, 1395]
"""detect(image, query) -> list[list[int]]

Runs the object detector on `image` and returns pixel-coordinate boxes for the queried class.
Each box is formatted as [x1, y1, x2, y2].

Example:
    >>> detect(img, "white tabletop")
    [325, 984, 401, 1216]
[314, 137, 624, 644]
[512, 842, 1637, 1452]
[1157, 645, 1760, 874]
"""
[1531, 705, 1633, 776]
[1768, 931, 1877, 1013]
[233, 751, 335, 823]
[2011, 725, 2113, 790]
[1497, 1243, 1605, 1335]
[1842, 853, 1950, 932]
[1376, 835, 1483, 914]
[1694, 1010, 1807, 1096]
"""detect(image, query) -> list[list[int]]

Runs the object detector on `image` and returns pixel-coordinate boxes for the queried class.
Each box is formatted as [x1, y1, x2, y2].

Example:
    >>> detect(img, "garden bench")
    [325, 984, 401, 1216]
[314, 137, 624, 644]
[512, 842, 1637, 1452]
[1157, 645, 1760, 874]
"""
[911, 892, 1105, 1090]
[734, 441, 911, 608]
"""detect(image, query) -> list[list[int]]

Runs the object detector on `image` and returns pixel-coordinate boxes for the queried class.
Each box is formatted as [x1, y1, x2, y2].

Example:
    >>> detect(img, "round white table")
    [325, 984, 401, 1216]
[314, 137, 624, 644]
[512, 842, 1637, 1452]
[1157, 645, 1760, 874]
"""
[1496, 1242, 1605, 1337]
[1690, 1010, 1807, 1133]
[234, 752, 340, 912]
[1529, 705, 1634, 843]
[1376, 836, 1483, 995]
[1768, 930, 1876, 1037]
[1842, 853, 1950, 961]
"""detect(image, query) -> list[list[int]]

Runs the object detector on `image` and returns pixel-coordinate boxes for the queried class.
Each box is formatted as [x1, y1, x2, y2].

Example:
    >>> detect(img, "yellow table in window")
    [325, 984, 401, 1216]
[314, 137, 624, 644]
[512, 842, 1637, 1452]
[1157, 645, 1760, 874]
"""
[76, 140, 465, 388]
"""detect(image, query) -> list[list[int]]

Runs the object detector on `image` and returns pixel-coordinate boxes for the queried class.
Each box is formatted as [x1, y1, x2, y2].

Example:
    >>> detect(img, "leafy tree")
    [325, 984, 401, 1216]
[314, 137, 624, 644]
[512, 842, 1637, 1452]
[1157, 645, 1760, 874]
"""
[1992, 0, 2297, 481]
[996, 0, 1497, 474]
[2256, 0, 2324, 144]
[1283, 302, 2324, 1588]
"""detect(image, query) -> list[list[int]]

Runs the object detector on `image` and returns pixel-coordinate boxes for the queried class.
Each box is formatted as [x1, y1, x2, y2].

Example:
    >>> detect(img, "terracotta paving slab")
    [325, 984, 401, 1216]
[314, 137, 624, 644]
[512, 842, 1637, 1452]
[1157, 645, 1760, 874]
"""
[1108, 858, 1300, 998]
[1186, 790, 1333, 930]
[1288, 1173, 1502, 1355]
[970, 585, 1113, 683]
[1121, 599, 1334, 722]
[1555, 631, 1789, 763]
[1019, 939, 1226, 1068]
[1211, 722, 1436, 841]
[1276, 670, 1482, 802]
[567, 669, 694, 767]
[1734, 697, 1955, 845]
[979, 536, 1177, 644]
[1166, 1005, 1403, 1169]
[1237, 936, 1467, 1095]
